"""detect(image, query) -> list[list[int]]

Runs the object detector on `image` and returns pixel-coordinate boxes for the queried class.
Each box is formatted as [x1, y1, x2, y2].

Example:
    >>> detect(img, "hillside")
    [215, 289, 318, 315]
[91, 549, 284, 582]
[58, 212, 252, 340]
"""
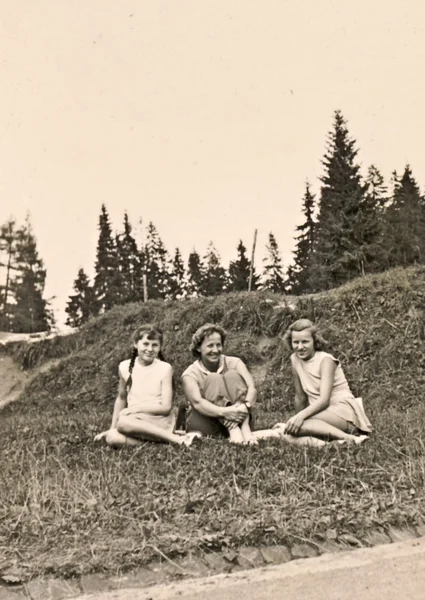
[1, 266, 425, 581]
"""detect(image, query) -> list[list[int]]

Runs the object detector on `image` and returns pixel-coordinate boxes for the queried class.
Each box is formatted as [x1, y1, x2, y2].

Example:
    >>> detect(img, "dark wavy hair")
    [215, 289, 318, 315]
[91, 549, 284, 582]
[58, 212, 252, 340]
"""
[126, 324, 165, 391]
[282, 319, 327, 352]
[190, 323, 227, 359]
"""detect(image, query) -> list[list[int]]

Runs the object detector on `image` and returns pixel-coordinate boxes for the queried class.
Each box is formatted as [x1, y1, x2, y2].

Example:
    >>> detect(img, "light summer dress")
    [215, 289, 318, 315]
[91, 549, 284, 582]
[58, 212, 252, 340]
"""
[118, 358, 177, 431]
[291, 351, 372, 433]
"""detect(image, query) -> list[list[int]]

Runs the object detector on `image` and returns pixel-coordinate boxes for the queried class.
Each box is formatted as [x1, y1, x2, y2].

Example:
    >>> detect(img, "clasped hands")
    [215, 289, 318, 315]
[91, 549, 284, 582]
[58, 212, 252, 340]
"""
[222, 402, 249, 424]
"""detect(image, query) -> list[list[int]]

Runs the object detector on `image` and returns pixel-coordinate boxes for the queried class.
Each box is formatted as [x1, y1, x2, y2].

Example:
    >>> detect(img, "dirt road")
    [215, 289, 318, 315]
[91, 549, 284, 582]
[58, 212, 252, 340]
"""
[74, 537, 425, 600]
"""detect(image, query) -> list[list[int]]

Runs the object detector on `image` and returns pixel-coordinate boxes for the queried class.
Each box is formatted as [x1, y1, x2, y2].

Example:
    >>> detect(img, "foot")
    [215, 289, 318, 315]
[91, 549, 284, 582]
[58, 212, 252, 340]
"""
[352, 434, 369, 445]
[180, 431, 202, 447]
[338, 434, 369, 446]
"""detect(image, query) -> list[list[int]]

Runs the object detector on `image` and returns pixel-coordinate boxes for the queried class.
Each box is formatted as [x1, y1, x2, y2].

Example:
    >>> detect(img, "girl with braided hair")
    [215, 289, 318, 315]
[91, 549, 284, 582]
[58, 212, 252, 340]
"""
[95, 325, 201, 447]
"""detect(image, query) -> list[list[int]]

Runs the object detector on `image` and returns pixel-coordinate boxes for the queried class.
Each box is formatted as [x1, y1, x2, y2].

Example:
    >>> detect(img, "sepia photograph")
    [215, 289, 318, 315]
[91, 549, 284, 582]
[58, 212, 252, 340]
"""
[1, 1, 424, 598]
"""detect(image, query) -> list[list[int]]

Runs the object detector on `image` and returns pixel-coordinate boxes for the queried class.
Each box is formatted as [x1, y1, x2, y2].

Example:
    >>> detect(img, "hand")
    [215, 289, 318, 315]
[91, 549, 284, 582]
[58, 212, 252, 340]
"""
[94, 430, 109, 442]
[223, 403, 249, 423]
[285, 414, 305, 435]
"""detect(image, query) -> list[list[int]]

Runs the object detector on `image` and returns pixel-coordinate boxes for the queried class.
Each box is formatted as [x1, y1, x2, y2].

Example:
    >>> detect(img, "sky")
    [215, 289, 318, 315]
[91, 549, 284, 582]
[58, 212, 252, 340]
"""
[1, 0, 424, 326]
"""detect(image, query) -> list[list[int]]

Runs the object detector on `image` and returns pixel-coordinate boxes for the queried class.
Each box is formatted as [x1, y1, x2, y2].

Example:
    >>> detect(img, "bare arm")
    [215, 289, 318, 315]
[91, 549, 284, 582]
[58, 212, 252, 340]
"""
[285, 358, 336, 435]
[298, 358, 335, 420]
[292, 368, 308, 413]
[182, 376, 247, 422]
[110, 373, 128, 428]
[95, 372, 128, 441]
[234, 360, 257, 408]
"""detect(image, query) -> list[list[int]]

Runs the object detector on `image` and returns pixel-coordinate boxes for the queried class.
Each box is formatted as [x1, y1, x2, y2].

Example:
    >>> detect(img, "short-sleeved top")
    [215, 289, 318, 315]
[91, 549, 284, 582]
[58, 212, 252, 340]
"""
[119, 358, 172, 409]
[182, 355, 243, 393]
[291, 351, 354, 405]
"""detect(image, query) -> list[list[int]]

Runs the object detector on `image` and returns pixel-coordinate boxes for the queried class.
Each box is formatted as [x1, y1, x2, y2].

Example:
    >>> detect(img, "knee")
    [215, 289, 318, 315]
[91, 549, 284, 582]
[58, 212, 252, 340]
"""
[116, 415, 131, 435]
[106, 428, 126, 448]
[223, 371, 245, 386]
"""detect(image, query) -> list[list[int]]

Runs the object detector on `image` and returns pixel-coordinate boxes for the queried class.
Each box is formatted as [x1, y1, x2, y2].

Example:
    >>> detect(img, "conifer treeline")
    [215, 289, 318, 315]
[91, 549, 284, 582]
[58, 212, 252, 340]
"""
[2, 109, 423, 333]
[65, 109, 425, 328]
[287, 110, 425, 293]
[65, 207, 283, 327]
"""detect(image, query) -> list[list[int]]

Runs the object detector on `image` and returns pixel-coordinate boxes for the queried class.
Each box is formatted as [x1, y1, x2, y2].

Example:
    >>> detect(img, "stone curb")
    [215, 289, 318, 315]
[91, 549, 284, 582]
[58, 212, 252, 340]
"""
[1, 524, 423, 599]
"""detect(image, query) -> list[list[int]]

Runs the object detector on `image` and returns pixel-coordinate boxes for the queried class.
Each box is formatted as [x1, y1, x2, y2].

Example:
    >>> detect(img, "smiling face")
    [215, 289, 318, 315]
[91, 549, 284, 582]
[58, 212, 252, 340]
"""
[199, 332, 223, 371]
[134, 333, 161, 366]
[291, 329, 315, 361]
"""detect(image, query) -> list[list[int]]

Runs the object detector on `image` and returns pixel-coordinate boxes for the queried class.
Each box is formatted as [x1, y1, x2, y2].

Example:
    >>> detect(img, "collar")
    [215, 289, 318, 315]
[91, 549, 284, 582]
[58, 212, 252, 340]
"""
[197, 356, 224, 374]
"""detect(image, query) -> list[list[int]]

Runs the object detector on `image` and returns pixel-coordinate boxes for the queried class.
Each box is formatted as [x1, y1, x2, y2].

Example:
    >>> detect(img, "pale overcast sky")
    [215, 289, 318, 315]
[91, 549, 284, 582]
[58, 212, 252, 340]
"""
[1, 0, 424, 325]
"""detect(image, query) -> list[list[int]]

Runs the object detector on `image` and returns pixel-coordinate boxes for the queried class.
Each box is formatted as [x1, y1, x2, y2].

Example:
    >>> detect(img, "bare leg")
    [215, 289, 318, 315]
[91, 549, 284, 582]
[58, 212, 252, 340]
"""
[251, 428, 327, 447]
[227, 426, 245, 444]
[298, 410, 367, 444]
[117, 415, 200, 446]
[106, 428, 146, 448]
[240, 416, 257, 444]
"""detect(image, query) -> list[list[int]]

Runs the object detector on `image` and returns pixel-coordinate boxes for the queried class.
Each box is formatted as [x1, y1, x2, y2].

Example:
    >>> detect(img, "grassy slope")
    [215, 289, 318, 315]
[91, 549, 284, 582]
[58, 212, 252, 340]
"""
[1, 266, 425, 580]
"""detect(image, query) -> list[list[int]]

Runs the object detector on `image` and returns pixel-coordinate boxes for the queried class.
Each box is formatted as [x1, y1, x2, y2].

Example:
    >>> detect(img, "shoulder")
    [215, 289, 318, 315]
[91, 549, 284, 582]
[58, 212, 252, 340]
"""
[290, 353, 301, 370]
[154, 359, 173, 375]
[315, 352, 339, 367]
[182, 360, 200, 379]
[156, 358, 172, 369]
[119, 359, 131, 377]
[224, 356, 244, 370]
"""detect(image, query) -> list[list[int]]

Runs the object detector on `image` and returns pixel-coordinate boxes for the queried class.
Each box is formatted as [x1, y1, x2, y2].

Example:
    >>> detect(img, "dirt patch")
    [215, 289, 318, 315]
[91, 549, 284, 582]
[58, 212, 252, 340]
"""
[0, 354, 27, 409]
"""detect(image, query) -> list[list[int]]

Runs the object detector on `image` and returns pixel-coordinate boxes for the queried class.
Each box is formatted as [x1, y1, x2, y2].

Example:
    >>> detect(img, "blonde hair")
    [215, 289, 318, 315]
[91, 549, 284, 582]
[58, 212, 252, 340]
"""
[282, 319, 327, 352]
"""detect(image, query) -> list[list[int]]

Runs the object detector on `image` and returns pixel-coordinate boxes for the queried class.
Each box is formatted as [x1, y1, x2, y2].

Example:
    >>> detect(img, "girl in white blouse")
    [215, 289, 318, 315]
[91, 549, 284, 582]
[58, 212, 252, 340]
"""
[95, 325, 200, 447]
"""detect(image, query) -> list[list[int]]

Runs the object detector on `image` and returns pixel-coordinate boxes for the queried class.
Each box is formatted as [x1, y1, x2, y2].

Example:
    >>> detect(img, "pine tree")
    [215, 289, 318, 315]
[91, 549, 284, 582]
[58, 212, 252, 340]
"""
[116, 212, 143, 303]
[144, 222, 171, 300]
[65, 268, 97, 327]
[186, 250, 204, 297]
[228, 240, 259, 292]
[384, 165, 425, 267]
[168, 248, 186, 299]
[202, 243, 228, 296]
[286, 183, 316, 294]
[354, 165, 388, 274]
[262, 232, 286, 293]
[0, 219, 19, 329]
[8, 217, 53, 333]
[93, 205, 122, 312]
[311, 110, 368, 290]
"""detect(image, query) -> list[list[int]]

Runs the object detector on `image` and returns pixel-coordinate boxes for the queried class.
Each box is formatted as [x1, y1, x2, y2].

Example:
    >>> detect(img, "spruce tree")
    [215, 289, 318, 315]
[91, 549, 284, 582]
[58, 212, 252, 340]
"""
[9, 217, 53, 332]
[169, 248, 186, 299]
[144, 222, 171, 299]
[311, 110, 368, 290]
[228, 240, 259, 291]
[354, 165, 388, 274]
[0, 219, 19, 329]
[65, 268, 97, 327]
[116, 212, 143, 303]
[186, 250, 204, 297]
[262, 232, 286, 293]
[93, 205, 122, 312]
[286, 183, 316, 294]
[202, 243, 228, 296]
[384, 165, 425, 267]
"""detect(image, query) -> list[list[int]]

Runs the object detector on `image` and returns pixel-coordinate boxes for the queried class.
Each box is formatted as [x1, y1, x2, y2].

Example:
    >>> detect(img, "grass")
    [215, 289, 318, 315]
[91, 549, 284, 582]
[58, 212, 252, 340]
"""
[1, 266, 425, 581]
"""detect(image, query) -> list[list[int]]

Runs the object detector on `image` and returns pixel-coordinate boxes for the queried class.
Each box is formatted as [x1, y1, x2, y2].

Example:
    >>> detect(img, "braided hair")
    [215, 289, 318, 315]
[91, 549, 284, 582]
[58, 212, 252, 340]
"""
[126, 324, 165, 392]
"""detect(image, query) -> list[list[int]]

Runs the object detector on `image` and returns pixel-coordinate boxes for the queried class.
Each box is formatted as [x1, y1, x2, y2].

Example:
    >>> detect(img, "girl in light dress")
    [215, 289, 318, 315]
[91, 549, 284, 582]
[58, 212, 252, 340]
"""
[273, 319, 372, 445]
[95, 325, 201, 447]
